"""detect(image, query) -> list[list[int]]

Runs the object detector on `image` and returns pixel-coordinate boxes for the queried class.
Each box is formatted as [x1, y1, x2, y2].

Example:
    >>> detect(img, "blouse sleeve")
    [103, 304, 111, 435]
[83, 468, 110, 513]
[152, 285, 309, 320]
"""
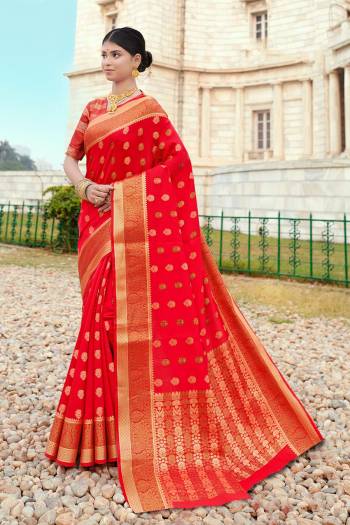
[65, 102, 90, 161]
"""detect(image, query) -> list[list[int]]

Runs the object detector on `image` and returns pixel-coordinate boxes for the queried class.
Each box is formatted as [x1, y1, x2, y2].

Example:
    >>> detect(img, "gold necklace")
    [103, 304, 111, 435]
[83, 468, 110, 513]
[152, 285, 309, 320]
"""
[107, 87, 141, 112]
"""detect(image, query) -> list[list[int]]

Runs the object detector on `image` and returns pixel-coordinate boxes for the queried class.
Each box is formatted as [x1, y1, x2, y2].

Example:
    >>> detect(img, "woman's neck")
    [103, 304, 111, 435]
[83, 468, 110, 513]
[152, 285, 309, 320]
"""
[111, 81, 138, 95]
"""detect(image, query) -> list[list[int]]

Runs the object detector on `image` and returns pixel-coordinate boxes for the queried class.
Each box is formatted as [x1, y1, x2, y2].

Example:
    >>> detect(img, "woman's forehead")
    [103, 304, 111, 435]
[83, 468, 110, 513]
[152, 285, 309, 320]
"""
[101, 42, 124, 52]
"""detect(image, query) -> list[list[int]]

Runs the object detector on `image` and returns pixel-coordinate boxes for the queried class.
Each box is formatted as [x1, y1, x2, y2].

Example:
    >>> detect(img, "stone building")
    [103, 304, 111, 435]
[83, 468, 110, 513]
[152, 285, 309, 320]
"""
[67, 0, 350, 163]
[63, 0, 350, 227]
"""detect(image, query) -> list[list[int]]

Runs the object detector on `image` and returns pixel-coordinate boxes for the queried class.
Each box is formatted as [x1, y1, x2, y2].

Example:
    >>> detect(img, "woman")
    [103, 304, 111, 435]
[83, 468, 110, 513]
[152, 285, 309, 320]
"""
[45, 26, 324, 513]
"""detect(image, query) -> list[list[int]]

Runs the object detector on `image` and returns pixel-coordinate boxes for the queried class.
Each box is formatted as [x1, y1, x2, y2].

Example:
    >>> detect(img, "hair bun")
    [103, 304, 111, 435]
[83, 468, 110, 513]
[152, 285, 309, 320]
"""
[139, 49, 152, 72]
[145, 50, 152, 67]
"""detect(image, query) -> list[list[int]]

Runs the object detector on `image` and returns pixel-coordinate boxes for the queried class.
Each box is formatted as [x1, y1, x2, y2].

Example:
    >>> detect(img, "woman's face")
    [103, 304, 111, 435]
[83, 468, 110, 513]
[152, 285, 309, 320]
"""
[101, 41, 141, 82]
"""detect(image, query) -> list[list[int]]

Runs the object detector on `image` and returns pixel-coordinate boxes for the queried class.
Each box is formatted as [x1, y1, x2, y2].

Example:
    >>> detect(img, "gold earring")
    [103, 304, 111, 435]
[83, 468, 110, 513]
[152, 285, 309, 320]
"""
[132, 68, 139, 77]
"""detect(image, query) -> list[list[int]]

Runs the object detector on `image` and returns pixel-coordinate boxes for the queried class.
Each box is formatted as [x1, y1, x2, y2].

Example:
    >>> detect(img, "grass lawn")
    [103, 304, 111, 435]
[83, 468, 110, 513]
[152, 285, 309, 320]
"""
[202, 225, 349, 285]
[1, 242, 349, 322]
[1, 209, 348, 285]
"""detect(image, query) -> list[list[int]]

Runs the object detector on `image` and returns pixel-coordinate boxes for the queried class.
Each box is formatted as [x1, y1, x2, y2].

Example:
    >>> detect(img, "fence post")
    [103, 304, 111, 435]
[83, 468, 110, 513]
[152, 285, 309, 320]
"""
[309, 212, 313, 279]
[19, 200, 25, 243]
[34, 200, 40, 245]
[0, 203, 4, 240]
[344, 213, 349, 288]
[5, 200, 10, 240]
[248, 210, 251, 274]
[219, 209, 224, 271]
[277, 210, 281, 276]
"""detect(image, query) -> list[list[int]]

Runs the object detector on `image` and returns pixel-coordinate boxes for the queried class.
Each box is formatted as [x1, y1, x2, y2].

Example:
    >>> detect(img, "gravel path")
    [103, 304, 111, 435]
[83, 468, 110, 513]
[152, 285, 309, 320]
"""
[0, 262, 349, 525]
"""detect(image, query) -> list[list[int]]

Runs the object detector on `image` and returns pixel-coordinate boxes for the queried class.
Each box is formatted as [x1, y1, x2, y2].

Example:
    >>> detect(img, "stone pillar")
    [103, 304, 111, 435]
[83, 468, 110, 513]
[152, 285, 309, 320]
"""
[200, 87, 210, 158]
[328, 70, 342, 155]
[344, 65, 350, 155]
[235, 87, 244, 162]
[272, 82, 284, 160]
[302, 79, 313, 157]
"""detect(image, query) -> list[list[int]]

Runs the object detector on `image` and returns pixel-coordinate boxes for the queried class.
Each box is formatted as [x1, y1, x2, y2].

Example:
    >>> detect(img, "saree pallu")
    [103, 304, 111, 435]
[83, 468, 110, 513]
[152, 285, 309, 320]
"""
[45, 94, 324, 513]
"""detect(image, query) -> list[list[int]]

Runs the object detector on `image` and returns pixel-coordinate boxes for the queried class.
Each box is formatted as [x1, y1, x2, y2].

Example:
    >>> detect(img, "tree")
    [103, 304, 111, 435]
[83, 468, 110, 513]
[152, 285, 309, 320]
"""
[0, 140, 37, 170]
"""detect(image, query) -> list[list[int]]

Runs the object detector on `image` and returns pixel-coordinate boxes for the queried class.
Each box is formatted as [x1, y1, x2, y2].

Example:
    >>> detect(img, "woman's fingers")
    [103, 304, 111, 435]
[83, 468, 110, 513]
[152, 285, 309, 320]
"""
[98, 183, 114, 193]
[85, 183, 113, 206]
[93, 185, 113, 200]
[98, 201, 111, 212]
[89, 188, 110, 206]
[94, 188, 110, 198]
[96, 192, 111, 210]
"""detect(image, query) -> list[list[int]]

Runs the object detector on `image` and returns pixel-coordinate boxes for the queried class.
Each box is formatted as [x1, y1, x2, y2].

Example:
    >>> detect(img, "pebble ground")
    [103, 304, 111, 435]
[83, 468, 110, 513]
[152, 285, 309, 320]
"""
[0, 246, 349, 524]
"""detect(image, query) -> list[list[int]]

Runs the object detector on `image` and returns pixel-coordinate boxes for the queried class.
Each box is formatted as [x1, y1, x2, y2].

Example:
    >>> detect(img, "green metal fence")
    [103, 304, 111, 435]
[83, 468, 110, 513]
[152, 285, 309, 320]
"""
[1, 200, 349, 287]
[0, 200, 78, 252]
[200, 211, 349, 287]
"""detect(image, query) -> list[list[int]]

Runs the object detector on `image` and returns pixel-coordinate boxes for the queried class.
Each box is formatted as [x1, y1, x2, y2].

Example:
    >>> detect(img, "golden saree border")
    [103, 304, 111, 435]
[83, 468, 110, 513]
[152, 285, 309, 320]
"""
[111, 174, 168, 512]
[78, 218, 111, 296]
[84, 95, 167, 154]
[198, 229, 324, 455]
[45, 412, 117, 466]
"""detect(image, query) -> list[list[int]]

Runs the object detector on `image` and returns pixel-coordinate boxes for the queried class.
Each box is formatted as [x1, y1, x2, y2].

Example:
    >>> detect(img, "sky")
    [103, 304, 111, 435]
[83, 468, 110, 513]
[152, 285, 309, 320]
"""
[0, 0, 77, 170]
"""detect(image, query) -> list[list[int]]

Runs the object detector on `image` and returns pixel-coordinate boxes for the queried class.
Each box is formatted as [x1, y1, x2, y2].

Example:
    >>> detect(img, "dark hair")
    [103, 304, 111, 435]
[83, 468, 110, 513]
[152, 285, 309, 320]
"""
[102, 26, 153, 72]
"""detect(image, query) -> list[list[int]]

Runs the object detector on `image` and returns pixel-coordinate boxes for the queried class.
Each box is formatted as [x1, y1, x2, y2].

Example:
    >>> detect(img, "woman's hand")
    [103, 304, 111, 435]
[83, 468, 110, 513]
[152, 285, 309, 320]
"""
[97, 192, 111, 213]
[85, 183, 113, 210]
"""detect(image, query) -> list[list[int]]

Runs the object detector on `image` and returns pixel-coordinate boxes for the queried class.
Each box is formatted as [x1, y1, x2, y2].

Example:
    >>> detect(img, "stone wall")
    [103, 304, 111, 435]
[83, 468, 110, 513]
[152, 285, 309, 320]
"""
[197, 159, 350, 241]
[0, 171, 70, 205]
[2, 160, 349, 242]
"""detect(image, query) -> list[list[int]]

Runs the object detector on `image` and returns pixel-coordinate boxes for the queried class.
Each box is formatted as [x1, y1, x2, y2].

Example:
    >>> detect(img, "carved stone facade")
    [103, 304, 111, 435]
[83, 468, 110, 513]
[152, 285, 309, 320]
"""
[59, 0, 350, 220]
[66, 0, 350, 166]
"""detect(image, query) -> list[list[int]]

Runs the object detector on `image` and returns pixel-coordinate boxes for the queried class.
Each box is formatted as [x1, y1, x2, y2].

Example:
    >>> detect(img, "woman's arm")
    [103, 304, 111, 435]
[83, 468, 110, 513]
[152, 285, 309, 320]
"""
[64, 154, 112, 206]
[63, 154, 86, 186]
[64, 118, 113, 209]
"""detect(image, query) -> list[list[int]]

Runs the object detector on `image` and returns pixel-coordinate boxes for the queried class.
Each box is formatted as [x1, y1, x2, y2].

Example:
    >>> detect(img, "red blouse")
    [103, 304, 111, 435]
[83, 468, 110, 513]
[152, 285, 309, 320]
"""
[65, 92, 146, 161]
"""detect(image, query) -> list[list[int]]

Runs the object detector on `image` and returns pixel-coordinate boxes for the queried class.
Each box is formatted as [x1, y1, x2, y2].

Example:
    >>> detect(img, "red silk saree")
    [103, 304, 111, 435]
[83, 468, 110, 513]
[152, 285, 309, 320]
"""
[45, 91, 324, 513]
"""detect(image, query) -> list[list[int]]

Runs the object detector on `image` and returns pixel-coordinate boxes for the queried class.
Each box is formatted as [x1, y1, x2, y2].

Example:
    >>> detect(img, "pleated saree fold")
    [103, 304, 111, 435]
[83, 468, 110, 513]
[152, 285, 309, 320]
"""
[45, 94, 324, 512]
